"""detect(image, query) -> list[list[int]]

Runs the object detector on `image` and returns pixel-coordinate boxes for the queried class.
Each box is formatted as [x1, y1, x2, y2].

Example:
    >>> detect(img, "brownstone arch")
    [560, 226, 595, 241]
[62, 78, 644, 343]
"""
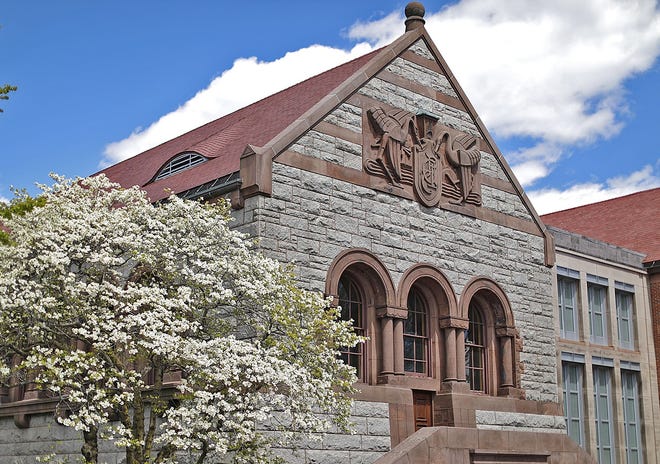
[458, 277, 523, 397]
[397, 264, 458, 382]
[326, 248, 396, 384]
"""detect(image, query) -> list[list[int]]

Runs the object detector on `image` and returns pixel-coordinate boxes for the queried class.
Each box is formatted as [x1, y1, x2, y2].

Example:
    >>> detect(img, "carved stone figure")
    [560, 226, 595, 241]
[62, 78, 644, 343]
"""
[364, 105, 481, 207]
[413, 125, 443, 207]
[438, 132, 481, 206]
[365, 107, 417, 187]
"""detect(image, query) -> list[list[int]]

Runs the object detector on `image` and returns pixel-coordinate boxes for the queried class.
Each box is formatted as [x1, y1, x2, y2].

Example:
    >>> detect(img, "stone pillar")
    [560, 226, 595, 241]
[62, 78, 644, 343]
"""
[500, 336, 514, 388]
[380, 317, 394, 375]
[393, 319, 404, 375]
[444, 327, 457, 382]
[456, 328, 466, 382]
[496, 326, 524, 398]
[376, 306, 408, 379]
[439, 317, 469, 391]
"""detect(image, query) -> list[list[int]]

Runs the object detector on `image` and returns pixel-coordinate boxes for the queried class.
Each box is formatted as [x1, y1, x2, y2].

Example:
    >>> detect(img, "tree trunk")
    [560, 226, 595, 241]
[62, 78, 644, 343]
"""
[81, 425, 98, 464]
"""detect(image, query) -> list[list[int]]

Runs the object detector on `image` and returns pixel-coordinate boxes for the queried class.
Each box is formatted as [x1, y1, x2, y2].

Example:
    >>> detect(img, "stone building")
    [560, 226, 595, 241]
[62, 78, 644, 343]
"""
[2, 3, 646, 463]
[542, 189, 660, 464]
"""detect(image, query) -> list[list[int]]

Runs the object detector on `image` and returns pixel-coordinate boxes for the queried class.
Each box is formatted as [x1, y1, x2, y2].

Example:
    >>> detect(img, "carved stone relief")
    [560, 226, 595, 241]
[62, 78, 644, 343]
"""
[364, 105, 482, 207]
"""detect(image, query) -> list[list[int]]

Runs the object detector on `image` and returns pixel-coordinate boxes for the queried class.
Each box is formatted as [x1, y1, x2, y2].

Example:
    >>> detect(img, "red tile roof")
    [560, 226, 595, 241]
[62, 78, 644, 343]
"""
[541, 188, 660, 264]
[101, 49, 380, 202]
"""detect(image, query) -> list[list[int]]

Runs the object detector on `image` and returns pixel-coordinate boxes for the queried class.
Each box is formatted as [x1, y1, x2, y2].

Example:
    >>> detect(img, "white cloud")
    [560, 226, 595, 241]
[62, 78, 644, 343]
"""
[417, 0, 660, 144]
[350, 0, 660, 184]
[509, 142, 563, 187]
[527, 165, 660, 215]
[102, 43, 373, 166]
[103, 0, 660, 202]
[348, 11, 401, 44]
[0, 196, 9, 205]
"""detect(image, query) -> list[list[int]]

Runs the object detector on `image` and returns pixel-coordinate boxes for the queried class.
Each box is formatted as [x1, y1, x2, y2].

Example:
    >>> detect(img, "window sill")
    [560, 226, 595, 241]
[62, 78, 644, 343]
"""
[376, 374, 439, 390]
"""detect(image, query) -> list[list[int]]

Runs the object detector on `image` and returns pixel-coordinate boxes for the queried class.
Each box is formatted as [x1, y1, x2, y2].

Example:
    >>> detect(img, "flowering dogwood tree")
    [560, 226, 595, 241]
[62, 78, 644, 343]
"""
[0, 175, 360, 464]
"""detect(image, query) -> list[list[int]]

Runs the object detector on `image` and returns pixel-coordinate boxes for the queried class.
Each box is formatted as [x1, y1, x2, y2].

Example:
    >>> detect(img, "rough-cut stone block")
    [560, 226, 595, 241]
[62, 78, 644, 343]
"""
[353, 401, 390, 418]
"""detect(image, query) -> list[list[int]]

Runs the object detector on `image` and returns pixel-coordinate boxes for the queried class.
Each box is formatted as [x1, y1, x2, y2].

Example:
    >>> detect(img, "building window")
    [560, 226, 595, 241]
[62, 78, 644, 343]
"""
[588, 277, 609, 345]
[154, 152, 207, 181]
[465, 304, 486, 392]
[404, 288, 428, 375]
[616, 288, 635, 350]
[562, 362, 585, 447]
[338, 275, 365, 381]
[593, 366, 615, 464]
[622, 370, 642, 464]
[558, 276, 579, 340]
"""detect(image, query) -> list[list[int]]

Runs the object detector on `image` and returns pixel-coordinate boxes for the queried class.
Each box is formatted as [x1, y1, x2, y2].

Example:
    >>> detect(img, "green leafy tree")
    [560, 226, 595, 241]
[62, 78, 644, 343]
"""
[0, 188, 46, 244]
[0, 24, 18, 113]
[0, 83, 17, 112]
[0, 175, 360, 464]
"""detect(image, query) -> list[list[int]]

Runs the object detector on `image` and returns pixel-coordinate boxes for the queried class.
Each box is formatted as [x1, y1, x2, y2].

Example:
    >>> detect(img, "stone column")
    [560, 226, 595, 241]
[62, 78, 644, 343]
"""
[376, 306, 408, 378]
[380, 316, 394, 375]
[500, 335, 514, 388]
[444, 327, 457, 382]
[496, 326, 523, 398]
[393, 319, 404, 375]
[439, 317, 469, 390]
[456, 327, 466, 382]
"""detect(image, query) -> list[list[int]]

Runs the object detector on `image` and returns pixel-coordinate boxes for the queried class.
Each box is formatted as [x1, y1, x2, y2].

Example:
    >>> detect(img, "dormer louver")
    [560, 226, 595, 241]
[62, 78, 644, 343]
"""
[153, 152, 207, 182]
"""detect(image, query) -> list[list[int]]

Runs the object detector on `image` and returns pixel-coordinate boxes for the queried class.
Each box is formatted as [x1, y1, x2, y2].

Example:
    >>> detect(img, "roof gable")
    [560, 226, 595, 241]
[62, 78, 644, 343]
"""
[100, 8, 554, 264]
[253, 23, 554, 263]
[100, 49, 380, 202]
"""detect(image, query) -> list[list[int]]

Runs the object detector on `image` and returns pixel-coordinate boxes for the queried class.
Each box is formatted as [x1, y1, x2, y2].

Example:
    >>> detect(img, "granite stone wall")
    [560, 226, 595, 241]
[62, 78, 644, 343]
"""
[246, 163, 557, 403]
[271, 401, 391, 464]
[0, 402, 390, 464]
[231, 40, 558, 404]
[0, 414, 123, 464]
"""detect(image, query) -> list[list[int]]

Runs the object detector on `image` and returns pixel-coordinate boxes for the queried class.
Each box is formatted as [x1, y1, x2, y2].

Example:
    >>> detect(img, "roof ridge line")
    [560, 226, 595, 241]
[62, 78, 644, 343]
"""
[541, 186, 660, 217]
[100, 47, 385, 172]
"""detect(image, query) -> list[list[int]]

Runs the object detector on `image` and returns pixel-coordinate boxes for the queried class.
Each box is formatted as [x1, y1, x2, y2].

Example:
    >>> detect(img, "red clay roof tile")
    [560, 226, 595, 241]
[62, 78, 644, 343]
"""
[101, 49, 380, 202]
[541, 188, 660, 263]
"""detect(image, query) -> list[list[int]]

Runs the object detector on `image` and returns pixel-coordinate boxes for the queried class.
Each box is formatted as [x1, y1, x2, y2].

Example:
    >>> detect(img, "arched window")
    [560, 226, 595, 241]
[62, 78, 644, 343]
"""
[404, 288, 429, 375]
[153, 152, 207, 181]
[338, 275, 365, 381]
[459, 278, 521, 398]
[465, 304, 486, 392]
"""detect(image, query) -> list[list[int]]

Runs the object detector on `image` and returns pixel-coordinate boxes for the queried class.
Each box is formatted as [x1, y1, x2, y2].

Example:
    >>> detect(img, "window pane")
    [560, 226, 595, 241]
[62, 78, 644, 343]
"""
[338, 276, 364, 381]
[593, 367, 614, 463]
[415, 340, 424, 359]
[622, 370, 642, 464]
[616, 291, 634, 349]
[589, 284, 608, 344]
[404, 289, 428, 375]
[562, 362, 584, 447]
[559, 278, 578, 339]
[404, 337, 414, 359]
[466, 305, 486, 392]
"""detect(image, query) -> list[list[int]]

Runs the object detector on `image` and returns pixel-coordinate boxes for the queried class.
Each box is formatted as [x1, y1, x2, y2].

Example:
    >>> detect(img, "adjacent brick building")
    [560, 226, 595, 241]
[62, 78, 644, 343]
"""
[2, 3, 657, 463]
[542, 188, 660, 464]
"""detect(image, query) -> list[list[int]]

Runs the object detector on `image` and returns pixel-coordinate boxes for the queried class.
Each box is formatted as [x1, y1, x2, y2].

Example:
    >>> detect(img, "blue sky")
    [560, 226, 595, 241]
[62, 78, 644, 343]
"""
[2, 0, 659, 214]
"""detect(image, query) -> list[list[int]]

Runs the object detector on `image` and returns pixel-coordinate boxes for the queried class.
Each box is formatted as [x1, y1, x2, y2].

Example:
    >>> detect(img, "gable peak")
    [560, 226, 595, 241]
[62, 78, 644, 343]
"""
[405, 2, 426, 31]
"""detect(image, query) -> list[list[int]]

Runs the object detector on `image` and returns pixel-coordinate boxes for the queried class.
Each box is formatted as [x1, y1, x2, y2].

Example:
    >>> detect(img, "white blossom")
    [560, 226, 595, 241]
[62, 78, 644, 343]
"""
[0, 174, 361, 464]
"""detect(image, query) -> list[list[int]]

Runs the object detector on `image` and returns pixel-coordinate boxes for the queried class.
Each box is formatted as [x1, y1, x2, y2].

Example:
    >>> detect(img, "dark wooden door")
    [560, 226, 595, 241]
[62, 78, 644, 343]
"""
[413, 390, 433, 431]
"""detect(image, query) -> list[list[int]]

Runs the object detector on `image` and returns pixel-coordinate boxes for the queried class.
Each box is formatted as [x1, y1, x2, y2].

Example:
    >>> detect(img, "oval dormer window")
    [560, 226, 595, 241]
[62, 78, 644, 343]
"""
[154, 152, 207, 181]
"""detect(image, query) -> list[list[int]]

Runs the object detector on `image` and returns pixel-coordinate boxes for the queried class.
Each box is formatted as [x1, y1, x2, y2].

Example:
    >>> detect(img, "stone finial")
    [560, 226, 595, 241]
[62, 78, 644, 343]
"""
[405, 2, 426, 31]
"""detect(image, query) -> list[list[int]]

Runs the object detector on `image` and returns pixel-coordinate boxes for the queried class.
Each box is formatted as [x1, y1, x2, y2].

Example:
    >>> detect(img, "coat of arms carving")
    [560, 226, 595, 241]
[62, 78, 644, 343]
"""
[364, 105, 482, 207]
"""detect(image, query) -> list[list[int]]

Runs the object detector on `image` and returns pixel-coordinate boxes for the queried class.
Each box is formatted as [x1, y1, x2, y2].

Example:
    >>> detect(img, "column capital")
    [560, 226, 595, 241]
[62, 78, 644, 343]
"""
[376, 305, 408, 319]
[439, 316, 469, 329]
[496, 326, 517, 337]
